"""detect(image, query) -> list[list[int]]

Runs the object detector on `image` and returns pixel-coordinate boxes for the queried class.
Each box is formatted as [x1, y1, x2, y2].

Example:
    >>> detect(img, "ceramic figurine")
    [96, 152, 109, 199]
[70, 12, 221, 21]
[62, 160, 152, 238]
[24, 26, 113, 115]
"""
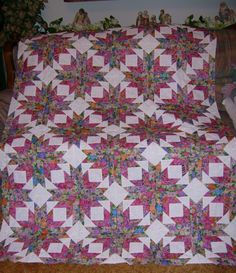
[164, 13, 172, 25]
[73, 8, 91, 28]
[150, 15, 158, 28]
[143, 10, 150, 27]
[159, 9, 165, 24]
[136, 11, 144, 27]
[219, 2, 236, 24]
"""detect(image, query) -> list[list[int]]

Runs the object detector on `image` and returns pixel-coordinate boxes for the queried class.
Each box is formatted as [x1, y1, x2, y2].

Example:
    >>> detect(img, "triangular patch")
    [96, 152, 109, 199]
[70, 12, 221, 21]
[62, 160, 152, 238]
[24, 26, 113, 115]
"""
[162, 212, 175, 225]
[177, 197, 190, 209]
[217, 211, 230, 225]
[202, 196, 215, 209]
[46, 201, 58, 214]
[187, 253, 213, 264]
[122, 248, 135, 259]
[135, 160, 149, 172]
[138, 212, 150, 226]
[202, 171, 215, 184]
[98, 200, 110, 212]
[218, 156, 231, 168]
[122, 199, 135, 212]
[121, 175, 135, 187]
[161, 159, 173, 171]
[163, 236, 175, 247]
[84, 215, 96, 228]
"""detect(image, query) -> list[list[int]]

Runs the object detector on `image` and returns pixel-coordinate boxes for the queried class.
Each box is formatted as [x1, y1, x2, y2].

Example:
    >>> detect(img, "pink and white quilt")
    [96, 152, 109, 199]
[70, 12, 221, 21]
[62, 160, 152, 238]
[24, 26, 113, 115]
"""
[0, 26, 236, 265]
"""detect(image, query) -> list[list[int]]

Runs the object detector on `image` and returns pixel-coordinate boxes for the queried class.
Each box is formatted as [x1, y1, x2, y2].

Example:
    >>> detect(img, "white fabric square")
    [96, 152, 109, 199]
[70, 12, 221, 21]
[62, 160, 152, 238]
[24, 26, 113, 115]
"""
[160, 88, 172, 99]
[48, 243, 63, 253]
[193, 90, 204, 101]
[63, 144, 86, 168]
[104, 182, 128, 207]
[183, 178, 208, 203]
[88, 169, 103, 182]
[168, 165, 182, 179]
[12, 138, 26, 147]
[126, 54, 138, 67]
[172, 69, 191, 89]
[51, 170, 65, 184]
[166, 135, 180, 143]
[170, 242, 185, 253]
[128, 167, 142, 180]
[88, 243, 103, 254]
[162, 113, 176, 124]
[169, 203, 184, 218]
[29, 184, 52, 208]
[211, 242, 227, 253]
[160, 26, 172, 34]
[89, 114, 102, 124]
[49, 137, 63, 146]
[57, 85, 70, 96]
[192, 57, 203, 69]
[160, 55, 172, 67]
[104, 68, 125, 88]
[90, 206, 104, 221]
[129, 242, 144, 253]
[193, 31, 205, 39]
[24, 85, 36, 96]
[69, 97, 89, 116]
[18, 114, 32, 124]
[126, 115, 139, 124]
[54, 114, 67, 124]
[209, 163, 224, 177]
[72, 37, 93, 54]
[138, 99, 158, 117]
[141, 142, 167, 166]
[66, 221, 90, 243]
[126, 135, 140, 143]
[125, 87, 138, 99]
[138, 34, 159, 54]
[91, 87, 104, 98]
[129, 205, 144, 220]
[16, 207, 29, 221]
[59, 53, 71, 65]
[87, 136, 101, 144]
[209, 203, 224, 217]
[145, 219, 169, 244]
[38, 65, 57, 85]
[13, 171, 27, 184]
[29, 125, 50, 138]
[93, 55, 104, 67]
[27, 55, 38, 67]
[8, 242, 24, 253]
[0, 150, 10, 171]
[53, 208, 67, 222]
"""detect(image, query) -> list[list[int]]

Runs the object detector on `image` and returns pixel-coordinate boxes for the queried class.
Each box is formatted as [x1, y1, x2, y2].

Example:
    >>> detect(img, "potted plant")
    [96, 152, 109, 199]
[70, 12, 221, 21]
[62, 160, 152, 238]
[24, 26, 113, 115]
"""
[0, 0, 47, 46]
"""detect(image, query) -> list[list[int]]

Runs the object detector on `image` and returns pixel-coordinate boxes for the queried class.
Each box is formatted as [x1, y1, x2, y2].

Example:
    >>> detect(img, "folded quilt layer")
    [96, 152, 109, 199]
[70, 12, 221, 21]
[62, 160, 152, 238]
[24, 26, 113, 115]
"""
[0, 26, 235, 265]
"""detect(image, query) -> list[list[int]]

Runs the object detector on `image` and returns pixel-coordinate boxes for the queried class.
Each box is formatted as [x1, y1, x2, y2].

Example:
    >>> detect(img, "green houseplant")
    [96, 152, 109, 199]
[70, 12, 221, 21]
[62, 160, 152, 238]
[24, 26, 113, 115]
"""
[0, 0, 47, 46]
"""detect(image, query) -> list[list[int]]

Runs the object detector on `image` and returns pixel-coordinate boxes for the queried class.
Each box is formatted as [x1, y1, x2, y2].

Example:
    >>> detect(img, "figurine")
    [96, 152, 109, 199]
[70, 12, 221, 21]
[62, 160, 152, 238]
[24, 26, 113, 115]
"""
[143, 10, 150, 27]
[136, 11, 144, 27]
[219, 2, 235, 24]
[150, 15, 158, 28]
[159, 9, 165, 24]
[73, 8, 91, 28]
[159, 9, 172, 25]
[164, 13, 172, 25]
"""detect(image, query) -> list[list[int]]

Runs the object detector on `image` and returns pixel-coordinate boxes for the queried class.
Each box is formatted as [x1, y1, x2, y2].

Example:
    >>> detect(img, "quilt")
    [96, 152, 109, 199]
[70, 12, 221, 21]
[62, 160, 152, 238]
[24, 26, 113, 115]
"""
[0, 25, 236, 265]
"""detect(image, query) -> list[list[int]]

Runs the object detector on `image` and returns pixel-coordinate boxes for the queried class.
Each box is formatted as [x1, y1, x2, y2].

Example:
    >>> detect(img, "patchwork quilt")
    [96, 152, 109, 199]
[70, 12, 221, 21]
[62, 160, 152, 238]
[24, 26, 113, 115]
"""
[0, 26, 236, 265]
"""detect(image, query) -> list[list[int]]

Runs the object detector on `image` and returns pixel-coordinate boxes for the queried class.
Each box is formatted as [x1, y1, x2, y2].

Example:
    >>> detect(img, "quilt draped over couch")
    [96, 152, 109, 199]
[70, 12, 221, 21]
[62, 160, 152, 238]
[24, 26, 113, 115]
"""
[0, 25, 235, 265]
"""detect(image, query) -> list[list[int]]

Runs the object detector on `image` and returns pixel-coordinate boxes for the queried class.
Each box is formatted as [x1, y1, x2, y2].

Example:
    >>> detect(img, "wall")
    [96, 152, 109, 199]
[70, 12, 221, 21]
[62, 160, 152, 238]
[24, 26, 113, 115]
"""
[42, 0, 236, 26]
